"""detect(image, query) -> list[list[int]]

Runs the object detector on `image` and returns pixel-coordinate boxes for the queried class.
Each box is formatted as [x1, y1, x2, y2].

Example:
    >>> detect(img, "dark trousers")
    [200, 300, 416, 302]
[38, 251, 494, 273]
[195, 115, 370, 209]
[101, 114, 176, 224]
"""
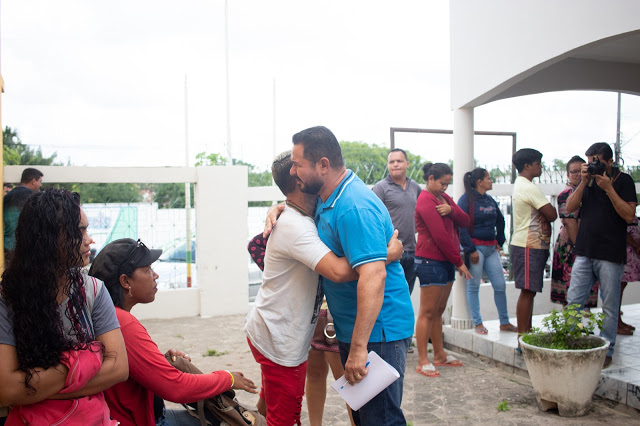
[400, 251, 416, 294]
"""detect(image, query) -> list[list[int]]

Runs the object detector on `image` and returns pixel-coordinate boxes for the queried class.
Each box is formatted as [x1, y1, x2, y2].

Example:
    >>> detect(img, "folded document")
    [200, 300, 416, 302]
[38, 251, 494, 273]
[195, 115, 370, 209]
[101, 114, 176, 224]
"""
[330, 350, 400, 411]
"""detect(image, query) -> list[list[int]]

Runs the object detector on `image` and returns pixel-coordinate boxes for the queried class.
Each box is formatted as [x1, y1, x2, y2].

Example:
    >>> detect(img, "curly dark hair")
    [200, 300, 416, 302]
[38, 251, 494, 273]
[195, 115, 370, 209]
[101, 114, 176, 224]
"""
[1, 189, 93, 392]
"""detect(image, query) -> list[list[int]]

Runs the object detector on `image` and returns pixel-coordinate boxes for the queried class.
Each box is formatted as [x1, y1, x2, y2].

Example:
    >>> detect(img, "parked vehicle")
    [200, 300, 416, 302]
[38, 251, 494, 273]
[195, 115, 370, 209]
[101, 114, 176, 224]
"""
[152, 239, 263, 302]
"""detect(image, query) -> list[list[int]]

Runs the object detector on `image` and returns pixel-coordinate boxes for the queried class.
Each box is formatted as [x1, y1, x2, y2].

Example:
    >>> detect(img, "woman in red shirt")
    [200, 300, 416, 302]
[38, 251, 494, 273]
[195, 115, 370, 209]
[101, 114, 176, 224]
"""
[414, 163, 471, 378]
[90, 238, 257, 426]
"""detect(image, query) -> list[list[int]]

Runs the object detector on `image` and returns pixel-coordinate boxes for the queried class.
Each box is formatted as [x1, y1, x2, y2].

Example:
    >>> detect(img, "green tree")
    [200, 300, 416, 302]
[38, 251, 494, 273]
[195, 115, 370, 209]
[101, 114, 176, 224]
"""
[194, 152, 227, 166]
[488, 165, 512, 184]
[2, 126, 58, 166]
[3, 144, 20, 165]
[340, 141, 428, 184]
[194, 152, 272, 205]
[69, 183, 143, 204]
[340, 141, 389, 184]
[552, 158, 567, 172]
[146, 183, 195, 209]
[624, 165, 640, 182]
[194, 152, 272, 186]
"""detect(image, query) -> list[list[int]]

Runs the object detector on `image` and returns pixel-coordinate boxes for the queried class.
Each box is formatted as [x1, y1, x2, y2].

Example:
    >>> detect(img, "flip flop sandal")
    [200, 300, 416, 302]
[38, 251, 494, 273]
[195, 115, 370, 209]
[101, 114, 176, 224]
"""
[416, 363, 440, 377]
[433, 355, 463, 367]
[499, 324, 518, 332]
[617, 327, 634, 336]
[475, 325, 489, 335]
[621, 323, 636, 331]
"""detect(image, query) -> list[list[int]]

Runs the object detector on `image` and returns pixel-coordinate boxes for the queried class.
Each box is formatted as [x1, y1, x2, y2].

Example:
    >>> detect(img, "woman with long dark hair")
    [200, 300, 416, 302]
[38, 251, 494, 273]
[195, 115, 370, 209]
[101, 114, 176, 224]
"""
[458, 168, 517, 334]
[0, 189, 128, 425]
[414, 163, 471, 378]
[91, 238, 257, 426]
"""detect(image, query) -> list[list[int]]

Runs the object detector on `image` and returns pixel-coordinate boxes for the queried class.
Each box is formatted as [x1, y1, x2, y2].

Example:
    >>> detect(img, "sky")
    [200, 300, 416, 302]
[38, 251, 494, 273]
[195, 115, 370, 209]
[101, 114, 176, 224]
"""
[2, 1, 640, 172]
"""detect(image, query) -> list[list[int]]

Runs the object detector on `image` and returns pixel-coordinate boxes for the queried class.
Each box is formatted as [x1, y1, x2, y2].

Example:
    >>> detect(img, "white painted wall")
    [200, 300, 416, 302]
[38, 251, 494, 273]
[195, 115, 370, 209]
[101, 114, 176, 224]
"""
[195, 166, 248, 317]
[4, 165, 249, 319]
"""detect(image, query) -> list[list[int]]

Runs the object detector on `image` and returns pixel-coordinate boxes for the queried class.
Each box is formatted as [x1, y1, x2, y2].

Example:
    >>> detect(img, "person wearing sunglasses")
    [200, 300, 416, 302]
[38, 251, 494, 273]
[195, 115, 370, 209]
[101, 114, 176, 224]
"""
[91, 238, 257, 426]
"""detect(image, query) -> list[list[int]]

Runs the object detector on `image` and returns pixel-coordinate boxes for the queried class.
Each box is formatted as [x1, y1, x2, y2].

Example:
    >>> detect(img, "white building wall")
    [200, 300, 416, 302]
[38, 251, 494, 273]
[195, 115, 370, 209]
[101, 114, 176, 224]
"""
[450, 0, 640, 108]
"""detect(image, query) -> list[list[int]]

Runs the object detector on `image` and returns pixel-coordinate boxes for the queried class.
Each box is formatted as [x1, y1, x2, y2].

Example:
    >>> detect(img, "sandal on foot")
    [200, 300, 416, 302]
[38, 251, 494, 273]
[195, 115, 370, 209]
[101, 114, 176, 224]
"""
[620, 322, 636, 331]
[433, 355, 463, 367]
[416, 363, 440, 377]
[475, 325, 488, 335]
[617, 327, 634, 336]
[500, 324, 518, 332]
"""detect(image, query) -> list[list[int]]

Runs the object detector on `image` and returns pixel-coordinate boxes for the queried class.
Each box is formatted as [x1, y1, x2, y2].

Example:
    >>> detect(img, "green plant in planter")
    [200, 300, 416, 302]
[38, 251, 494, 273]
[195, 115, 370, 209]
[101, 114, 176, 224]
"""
[522, 304, 604, 350]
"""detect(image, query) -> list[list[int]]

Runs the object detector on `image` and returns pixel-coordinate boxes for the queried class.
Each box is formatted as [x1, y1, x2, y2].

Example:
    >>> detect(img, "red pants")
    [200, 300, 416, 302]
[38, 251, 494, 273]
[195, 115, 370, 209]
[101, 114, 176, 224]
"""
[247, 338, 307, 426]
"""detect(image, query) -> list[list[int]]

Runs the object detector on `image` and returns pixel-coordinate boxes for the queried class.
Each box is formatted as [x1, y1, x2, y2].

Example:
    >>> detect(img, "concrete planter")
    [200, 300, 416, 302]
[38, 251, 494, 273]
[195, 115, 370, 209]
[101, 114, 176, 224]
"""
[519, 335, 608, 417]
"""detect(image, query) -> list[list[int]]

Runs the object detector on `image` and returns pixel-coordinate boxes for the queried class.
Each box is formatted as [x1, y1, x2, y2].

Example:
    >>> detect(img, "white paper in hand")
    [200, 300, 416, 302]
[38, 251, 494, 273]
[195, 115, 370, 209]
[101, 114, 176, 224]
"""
[330, 351, 400, 411]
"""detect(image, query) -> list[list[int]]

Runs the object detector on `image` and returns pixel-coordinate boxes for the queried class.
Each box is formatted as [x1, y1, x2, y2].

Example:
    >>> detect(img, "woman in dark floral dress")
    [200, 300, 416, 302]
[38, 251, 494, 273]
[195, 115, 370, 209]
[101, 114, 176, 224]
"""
[619, 217, 640, 335]
[551, 156, 599, 307]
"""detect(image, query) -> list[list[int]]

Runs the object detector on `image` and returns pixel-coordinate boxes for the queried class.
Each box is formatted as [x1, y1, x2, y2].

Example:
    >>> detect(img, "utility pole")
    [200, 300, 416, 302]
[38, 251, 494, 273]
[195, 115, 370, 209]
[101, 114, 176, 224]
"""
[184, 75, 192, 288]
[224, 0, 232, 161]
[272, 78, 276, 161]
[615, 92, 622, 165]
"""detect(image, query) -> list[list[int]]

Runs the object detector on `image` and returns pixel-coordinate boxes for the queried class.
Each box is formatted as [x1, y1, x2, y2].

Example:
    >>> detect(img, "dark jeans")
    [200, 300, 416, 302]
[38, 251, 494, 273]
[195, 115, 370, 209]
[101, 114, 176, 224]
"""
[338, 338, 411, 426]
[157, 409, 202, 426]
[400, 251, 417, 294]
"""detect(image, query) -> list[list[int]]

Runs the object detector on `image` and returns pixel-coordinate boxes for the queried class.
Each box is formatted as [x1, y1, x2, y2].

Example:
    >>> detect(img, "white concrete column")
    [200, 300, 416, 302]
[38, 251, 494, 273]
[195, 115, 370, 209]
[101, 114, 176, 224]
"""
[451, 108, 474, 329]
[195, 166, 249, 317]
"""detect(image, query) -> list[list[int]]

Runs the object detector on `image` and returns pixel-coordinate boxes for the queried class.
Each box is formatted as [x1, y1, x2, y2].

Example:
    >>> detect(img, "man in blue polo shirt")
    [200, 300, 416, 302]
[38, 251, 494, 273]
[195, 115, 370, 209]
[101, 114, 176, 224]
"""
[290, 126, 414, 426]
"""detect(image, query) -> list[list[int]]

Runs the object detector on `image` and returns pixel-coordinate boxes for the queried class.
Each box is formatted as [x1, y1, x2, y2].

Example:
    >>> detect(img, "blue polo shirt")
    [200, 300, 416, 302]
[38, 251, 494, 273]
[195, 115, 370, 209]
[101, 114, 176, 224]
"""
[316, 170, 414, 343]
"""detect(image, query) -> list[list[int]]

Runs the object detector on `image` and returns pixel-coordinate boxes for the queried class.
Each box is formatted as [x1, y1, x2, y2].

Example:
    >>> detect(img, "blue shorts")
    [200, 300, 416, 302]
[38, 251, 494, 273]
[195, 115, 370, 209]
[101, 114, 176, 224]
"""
[415, 257, 455, 287]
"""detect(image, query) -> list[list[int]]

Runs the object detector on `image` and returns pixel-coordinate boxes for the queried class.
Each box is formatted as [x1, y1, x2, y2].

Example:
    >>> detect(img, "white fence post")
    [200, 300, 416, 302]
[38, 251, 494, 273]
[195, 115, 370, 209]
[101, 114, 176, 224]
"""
[195, 166, 249, 317]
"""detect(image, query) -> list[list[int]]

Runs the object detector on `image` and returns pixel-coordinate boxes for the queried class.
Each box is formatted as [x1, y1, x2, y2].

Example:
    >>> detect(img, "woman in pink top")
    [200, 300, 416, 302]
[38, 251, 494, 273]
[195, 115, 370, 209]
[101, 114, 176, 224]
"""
[414, 163, 471, 378]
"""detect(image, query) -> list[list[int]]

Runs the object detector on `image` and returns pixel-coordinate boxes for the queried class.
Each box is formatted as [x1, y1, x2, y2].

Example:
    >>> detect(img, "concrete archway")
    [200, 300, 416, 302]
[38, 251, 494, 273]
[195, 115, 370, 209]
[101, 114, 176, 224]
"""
[449, 0, 640, 328]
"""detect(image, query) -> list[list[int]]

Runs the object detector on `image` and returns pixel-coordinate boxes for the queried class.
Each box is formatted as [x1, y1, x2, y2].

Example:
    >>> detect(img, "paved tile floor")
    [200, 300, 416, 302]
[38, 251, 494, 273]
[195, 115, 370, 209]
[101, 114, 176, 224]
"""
[443, 303, 640, 410]
[142, 309, 640, 425]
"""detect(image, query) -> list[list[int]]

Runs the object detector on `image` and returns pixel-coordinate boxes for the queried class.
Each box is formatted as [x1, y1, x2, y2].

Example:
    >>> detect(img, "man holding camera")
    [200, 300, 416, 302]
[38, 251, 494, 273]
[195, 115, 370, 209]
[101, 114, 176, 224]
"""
[566, 142, 637, 368]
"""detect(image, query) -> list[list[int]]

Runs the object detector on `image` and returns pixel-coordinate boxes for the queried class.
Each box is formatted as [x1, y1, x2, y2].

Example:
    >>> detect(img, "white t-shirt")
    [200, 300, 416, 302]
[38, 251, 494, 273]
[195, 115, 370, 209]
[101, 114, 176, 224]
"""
[511, 176, 552, 249]
[244, 205, 331, 367]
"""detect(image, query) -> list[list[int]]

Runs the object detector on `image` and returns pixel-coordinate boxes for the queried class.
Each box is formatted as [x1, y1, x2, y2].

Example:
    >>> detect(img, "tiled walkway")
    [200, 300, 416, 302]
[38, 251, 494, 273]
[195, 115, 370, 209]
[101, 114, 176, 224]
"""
[145, 311, 640, 424]
[443, 303, 640, 409]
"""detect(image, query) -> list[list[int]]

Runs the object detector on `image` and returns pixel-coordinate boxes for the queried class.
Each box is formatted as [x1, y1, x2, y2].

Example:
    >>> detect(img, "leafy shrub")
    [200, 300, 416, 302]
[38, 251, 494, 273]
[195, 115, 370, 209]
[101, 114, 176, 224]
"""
[522, 304, 605, 350]
[497, 400, 510, 412]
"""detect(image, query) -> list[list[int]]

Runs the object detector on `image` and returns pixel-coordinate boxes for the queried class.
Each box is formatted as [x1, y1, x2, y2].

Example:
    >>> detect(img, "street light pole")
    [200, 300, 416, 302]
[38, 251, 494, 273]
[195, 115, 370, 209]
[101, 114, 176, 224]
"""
[224, 0, 232, 161]
[184, 75, 192, 288]
[615, 92, 622, 165]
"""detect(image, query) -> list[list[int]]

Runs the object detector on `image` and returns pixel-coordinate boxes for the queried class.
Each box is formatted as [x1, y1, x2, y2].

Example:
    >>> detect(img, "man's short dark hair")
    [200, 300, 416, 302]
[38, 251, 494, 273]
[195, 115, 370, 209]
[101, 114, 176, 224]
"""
[566, 155, 585, 172]
[292, 126, 344, 170]
[512, 148, 543, 173]
[4, 183, 13, 189]
[20, 168, 43, 184]
[585, 142, 613, 161]
[389, 148, 408, 161]
[272, 151, 297, 196]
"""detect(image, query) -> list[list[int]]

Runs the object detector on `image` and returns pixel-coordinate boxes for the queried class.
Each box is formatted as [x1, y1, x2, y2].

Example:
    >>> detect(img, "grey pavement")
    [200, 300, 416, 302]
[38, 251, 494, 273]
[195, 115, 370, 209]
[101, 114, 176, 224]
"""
[142, 313, 640, 425]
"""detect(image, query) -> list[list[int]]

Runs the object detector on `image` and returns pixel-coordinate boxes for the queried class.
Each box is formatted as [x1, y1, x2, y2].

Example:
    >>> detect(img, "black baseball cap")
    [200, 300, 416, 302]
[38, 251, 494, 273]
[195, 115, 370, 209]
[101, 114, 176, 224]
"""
[89, 238, 162, 285]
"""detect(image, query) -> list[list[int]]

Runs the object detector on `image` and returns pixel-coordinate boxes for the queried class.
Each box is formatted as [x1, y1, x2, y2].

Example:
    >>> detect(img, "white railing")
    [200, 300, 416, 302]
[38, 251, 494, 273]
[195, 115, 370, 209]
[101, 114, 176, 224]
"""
[4, 165, 248, 320]
[6, 165, 639, 319]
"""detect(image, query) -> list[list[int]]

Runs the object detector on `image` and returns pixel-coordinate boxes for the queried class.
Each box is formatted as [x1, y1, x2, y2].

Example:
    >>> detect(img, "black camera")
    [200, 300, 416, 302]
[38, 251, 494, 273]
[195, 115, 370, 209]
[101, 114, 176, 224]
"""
[587, 158, 606, 176]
